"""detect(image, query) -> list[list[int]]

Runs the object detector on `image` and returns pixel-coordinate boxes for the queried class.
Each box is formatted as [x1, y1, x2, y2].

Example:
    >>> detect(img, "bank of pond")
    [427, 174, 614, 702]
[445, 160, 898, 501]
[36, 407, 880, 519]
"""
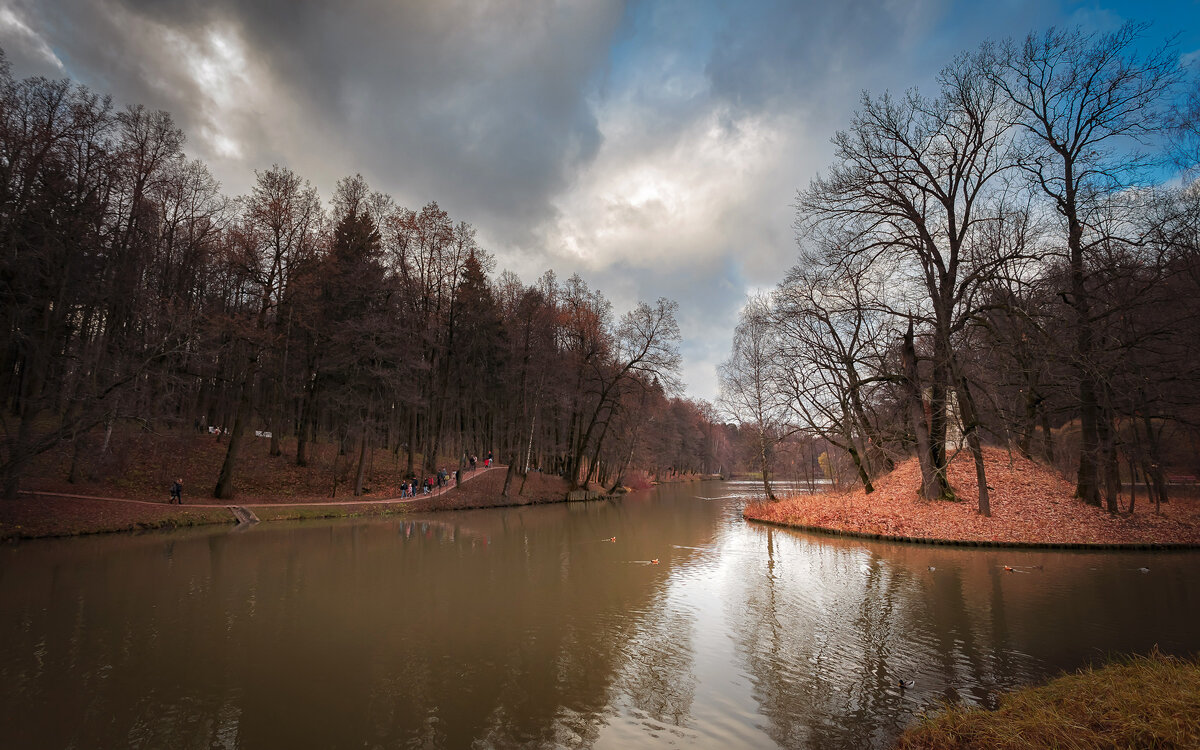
[896, 651, 1200, 749]
[743, 448, 1200, 548]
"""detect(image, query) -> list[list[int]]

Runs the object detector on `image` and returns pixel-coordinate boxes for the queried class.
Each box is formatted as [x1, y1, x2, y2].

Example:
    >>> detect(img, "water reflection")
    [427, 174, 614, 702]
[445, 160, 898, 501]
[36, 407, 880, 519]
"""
[1, 483, 1197, 749]
[730, 520, 1199, 748]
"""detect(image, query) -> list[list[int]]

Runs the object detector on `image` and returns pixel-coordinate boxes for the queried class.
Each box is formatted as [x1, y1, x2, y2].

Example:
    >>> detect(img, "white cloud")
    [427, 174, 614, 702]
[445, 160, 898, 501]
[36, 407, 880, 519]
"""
[547, 103, 782, 268]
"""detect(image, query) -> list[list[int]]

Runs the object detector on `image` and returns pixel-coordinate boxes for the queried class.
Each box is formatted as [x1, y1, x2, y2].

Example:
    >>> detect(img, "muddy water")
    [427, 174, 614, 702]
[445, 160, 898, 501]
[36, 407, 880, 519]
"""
[1, 480, 1197, 749]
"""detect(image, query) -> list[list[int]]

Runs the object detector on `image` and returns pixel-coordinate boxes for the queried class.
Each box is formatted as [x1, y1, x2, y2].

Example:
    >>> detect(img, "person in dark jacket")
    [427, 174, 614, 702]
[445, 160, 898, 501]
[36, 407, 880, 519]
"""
[169, 478, 183, 504]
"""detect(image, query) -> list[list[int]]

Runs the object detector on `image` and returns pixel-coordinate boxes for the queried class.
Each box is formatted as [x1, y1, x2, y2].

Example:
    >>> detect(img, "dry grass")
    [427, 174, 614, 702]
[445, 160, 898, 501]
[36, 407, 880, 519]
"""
[896, 651, 1200, 749]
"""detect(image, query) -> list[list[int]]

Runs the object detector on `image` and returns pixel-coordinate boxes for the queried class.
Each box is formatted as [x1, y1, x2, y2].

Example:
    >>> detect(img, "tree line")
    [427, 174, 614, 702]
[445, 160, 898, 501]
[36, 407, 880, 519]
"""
[721, 24, 1200, 515]
[0, 49, 732, 500]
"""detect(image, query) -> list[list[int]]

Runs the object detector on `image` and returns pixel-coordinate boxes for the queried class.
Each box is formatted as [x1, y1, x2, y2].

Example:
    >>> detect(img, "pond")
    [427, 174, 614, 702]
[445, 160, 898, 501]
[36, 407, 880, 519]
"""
[2, 480, 1197, 748]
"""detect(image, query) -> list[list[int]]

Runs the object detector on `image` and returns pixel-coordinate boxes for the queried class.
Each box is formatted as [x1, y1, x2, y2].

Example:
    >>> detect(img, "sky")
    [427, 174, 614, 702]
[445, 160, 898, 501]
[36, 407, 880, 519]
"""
[2, 0, 1198, 403]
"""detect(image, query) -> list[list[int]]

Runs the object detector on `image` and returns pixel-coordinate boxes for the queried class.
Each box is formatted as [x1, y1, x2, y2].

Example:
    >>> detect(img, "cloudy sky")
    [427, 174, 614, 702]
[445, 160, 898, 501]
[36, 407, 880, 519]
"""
[3, 0, 1198, 401]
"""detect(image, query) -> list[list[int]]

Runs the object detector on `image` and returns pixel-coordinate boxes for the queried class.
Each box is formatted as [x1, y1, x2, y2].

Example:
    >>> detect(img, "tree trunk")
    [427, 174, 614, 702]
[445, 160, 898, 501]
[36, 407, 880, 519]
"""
[1076, 377, 1102, 506]
[270, 309, 293, 458]
[406, 408, 417, 477]
[214, 376, 253, 499]
[848, 369, 892, 472]
[1068, 206, 1102, 506]
[902, 322, 939, 500]
[1127, 454, 1138, 515]
[68, 431, 85, 484]
[353, 421, 369, 497]
[954, 377, 990, 517]
[928, 356, 953, 500]
[1141, 414, 1168, 507]
[583, 414, 615, 489]
[1098, 409, 1120, 513]
[840, 400, 874, 492]
[1017, 383, 1040, 459]
[501, 458, 517, 498]
[296, 373, 318, 467]
[846, 439, 874, 493]
[758, 427, 776, 501]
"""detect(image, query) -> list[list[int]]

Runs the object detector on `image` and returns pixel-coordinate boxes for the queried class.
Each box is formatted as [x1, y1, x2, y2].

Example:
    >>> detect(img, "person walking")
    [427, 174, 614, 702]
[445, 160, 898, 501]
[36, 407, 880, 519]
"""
[169, 478, 183, 504]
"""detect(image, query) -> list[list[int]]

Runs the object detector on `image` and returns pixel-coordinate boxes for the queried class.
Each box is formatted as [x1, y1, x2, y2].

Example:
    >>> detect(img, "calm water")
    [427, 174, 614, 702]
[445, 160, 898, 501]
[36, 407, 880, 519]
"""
[2, 480, 1198, 749]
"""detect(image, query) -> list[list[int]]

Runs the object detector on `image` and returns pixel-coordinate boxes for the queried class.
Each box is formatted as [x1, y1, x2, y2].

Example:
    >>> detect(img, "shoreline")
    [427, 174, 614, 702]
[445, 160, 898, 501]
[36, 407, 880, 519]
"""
[743, 514, 1200, 551]
[895, 651, 1200, 749]
[0, 467, 634, 542]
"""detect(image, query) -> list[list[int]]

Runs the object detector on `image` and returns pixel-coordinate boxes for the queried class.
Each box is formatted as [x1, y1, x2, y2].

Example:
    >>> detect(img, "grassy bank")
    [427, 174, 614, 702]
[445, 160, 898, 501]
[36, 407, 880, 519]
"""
[896, 651, 1200, 749]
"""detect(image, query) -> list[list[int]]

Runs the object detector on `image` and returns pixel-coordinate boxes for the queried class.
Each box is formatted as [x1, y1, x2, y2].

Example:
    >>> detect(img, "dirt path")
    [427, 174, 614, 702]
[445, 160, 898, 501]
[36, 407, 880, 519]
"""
[17, 465, 508, 509]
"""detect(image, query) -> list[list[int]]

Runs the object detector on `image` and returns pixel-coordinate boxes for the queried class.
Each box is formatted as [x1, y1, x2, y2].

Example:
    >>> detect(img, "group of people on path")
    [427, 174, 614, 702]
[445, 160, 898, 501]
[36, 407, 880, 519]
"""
[399, 451, 495, 498]
[466, 451, 494, 471]
[396, 464, 468, 498]
[398, 475, 442, 498]
[164, 449, 497, 504]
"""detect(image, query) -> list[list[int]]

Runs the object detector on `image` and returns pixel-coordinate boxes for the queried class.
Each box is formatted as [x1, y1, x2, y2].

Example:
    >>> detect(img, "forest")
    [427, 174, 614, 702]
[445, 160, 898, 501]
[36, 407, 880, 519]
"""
[720, 24, 1200, 516]
[0, 49, 734, 501]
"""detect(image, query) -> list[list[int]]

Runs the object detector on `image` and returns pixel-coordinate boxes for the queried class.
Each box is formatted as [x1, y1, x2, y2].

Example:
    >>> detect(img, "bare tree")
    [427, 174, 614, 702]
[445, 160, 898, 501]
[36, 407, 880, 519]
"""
[770, 244, 899, 492]
[1168, 74, 1200, 176]
[719, 296, 789, 500]
[986, 23, 1180, 507]
[799, 52, 1019, 515]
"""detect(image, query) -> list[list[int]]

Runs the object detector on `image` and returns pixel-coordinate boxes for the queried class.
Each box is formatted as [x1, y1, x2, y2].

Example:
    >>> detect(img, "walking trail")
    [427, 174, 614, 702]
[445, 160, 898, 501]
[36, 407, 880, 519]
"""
[18, 465, 508, 509]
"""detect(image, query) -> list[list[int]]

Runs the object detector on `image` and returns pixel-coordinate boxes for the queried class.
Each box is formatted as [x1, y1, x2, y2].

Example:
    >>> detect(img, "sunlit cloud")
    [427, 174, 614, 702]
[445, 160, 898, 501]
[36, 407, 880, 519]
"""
[547, 106, 784, 271]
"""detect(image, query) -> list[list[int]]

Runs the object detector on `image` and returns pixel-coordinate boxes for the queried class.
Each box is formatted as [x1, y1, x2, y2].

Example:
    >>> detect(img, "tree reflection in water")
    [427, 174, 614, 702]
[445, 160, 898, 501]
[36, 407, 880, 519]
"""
[732, 522, 1199, 748]
[613, 608, 697, 732]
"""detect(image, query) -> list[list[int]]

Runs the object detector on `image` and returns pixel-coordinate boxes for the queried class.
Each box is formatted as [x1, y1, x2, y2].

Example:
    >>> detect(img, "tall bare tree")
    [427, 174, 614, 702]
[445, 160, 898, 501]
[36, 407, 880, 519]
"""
[799, 52, 1018, 514]
[986, 23, 1179, 507]
[719, 296, 788, 500]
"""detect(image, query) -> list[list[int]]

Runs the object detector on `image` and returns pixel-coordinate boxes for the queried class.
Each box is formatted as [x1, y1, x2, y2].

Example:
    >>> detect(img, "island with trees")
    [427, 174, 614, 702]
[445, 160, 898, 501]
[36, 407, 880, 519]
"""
[728, 24, 1200, 549]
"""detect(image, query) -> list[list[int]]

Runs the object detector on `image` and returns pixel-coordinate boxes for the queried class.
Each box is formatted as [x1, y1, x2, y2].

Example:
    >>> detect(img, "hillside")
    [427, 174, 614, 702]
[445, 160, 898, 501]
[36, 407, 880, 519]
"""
[1, 427, 574, 540]
[21, 426, 493, 503]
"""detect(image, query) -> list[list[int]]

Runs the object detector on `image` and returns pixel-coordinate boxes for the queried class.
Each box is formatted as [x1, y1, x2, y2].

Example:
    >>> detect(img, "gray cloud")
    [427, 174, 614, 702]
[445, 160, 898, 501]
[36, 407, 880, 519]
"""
[2, 0, 1183, 401]
[6, 0, 622, 240]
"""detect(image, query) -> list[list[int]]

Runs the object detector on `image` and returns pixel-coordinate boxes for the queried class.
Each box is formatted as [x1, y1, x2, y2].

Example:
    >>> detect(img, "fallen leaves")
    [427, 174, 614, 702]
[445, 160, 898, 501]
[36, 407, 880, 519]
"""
[744, 447, 1200, 546]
